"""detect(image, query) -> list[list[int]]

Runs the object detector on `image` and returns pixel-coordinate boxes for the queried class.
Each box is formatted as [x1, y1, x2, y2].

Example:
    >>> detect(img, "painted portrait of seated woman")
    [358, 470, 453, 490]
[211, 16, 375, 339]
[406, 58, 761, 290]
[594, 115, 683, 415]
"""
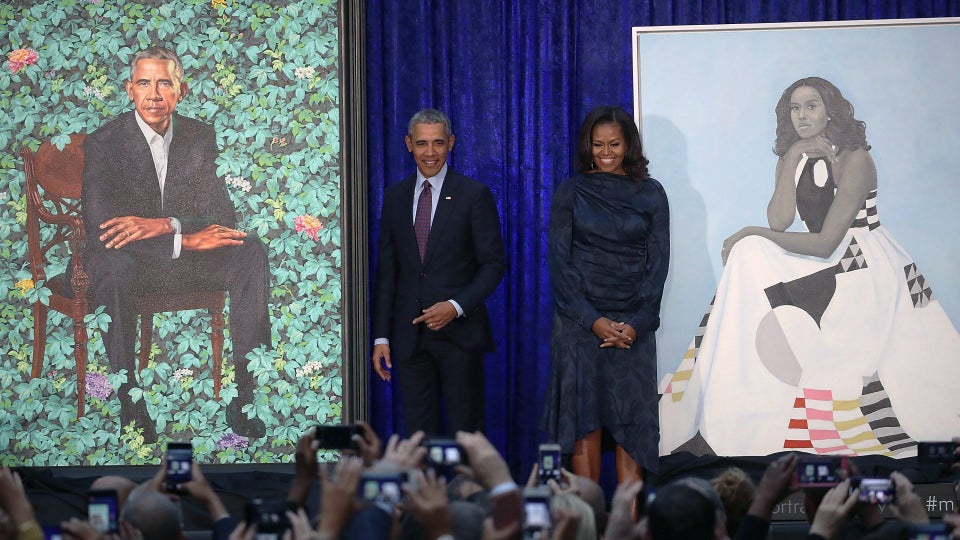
[659, 76, 960, 458]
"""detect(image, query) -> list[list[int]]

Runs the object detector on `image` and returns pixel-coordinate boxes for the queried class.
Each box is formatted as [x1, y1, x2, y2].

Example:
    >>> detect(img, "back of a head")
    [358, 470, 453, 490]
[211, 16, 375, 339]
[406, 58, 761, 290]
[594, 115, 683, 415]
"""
[551, 492, 597, 540]
[647, 478, 722, 540]
[575, 475, 608, 534]
[710, 467, 755, 537]
[120, 489, 183, 540]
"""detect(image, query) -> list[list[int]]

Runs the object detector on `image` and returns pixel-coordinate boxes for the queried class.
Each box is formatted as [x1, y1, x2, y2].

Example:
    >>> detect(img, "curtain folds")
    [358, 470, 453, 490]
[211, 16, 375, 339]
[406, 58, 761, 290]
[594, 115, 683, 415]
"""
[364, 0, 958, 478]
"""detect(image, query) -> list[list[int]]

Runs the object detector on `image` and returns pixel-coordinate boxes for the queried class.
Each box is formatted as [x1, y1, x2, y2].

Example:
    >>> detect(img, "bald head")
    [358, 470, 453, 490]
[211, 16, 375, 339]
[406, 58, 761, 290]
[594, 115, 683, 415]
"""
[574, 475, 608, 534]
[121, 490, 184, 540]
[90, 476, 138, 510]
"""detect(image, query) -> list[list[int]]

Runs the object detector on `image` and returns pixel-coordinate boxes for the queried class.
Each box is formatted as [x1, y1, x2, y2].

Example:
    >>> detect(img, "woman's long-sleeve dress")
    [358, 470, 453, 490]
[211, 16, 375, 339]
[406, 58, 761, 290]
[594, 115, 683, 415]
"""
[542, 172, 670, 471]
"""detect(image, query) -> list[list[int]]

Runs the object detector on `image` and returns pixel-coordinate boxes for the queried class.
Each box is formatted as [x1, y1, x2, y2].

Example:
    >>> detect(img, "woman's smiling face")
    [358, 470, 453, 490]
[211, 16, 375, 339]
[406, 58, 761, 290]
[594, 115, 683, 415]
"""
[790, 86, 829, 139]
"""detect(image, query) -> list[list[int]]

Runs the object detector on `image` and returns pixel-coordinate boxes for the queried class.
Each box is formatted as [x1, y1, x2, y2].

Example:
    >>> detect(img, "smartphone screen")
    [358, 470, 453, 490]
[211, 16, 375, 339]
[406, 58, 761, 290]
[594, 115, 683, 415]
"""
[793, 457, 845, 487]
[537, 443, 562, 485]
[910, 523, 951, 540]
[315, 424, 360, 450]
[166, 441, 193, 493]
[852, 477, 896, 504]
[917, 441, 958, 464]
[244, 498, 290, 540]
[423, 438, 466, 468]
[523, 486, 552, 539]
[42, 526, 64, 540]
[86, 489, 119, 533]
[357, 471, 409, 504]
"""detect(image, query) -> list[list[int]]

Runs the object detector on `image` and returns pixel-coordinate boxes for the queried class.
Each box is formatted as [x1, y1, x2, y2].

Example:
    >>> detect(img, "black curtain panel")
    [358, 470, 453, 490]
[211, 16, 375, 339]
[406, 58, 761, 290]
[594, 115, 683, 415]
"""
[364, 0, 959, 480]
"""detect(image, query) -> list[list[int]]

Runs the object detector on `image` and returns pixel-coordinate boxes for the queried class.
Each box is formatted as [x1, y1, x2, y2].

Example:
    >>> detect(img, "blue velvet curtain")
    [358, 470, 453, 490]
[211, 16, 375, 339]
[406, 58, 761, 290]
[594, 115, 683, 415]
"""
[364, 0, 959, 479]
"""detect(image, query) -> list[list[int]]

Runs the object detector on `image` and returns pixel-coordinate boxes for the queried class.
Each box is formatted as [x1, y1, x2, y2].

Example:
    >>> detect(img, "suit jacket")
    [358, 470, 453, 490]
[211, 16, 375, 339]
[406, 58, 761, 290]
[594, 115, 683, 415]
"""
[374, 168, 505, 364]
[81, 111, 237, 264]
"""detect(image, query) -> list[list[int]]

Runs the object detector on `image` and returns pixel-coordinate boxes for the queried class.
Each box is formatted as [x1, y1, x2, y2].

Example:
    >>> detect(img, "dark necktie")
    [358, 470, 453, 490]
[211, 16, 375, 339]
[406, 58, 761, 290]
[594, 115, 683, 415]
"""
[414, 180, 432, 261]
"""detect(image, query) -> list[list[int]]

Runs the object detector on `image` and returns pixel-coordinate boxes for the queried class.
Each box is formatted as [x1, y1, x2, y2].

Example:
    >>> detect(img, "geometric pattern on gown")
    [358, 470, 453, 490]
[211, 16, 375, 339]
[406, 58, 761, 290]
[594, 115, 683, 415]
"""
[783, 374, 915, 458]
[904, 262, 935, 308]
[659, 230, 879, 403]
[659, 296, 715, 402]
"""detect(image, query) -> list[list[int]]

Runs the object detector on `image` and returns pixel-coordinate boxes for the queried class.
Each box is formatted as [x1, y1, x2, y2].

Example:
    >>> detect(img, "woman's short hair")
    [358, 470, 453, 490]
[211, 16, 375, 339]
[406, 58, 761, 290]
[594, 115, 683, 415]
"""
[575, 105, 650, 179]
[773, 76, 870, 156]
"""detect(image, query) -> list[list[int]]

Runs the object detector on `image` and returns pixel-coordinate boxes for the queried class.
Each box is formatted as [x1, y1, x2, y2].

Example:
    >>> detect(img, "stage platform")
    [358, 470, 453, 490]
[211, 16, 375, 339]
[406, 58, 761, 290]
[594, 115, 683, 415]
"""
[15, 452, 958, 539]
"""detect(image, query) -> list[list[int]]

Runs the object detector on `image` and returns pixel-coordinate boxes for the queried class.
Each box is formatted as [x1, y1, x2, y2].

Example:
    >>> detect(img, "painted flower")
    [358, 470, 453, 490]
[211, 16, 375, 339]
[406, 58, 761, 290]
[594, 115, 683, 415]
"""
[15, 278, 34, 295]
[172, 368, 193, 381]
[0, 191, 7, 201]
[225, 175, 252, 193]
[211, 0, 226, 8]
[294, 66, 315, 80]
[7, 48, 39, 74]
[294, 215, 323, 241]
[295, 360, 323, 378]
[216, 432, 249, 450]
[82, 85, 105, 99]
[86, 372, 113, 400]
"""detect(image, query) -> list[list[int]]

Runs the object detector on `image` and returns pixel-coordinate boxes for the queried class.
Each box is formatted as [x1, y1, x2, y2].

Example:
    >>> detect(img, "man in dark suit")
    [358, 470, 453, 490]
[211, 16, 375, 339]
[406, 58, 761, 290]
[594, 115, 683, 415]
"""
[82, 46, 269, 442]
[372, 109, 505, 436]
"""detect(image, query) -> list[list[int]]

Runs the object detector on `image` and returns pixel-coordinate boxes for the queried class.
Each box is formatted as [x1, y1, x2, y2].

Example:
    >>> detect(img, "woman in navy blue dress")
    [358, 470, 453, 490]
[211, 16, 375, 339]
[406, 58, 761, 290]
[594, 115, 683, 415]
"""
[542, 106, 670, 481]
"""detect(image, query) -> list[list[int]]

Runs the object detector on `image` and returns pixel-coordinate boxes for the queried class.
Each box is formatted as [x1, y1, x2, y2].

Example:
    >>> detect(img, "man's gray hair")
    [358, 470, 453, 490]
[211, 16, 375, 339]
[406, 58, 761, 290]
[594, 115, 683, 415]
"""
[408, 108, 452, 137]
[120, 488, 183, 540]
[129, 46, 184, 84]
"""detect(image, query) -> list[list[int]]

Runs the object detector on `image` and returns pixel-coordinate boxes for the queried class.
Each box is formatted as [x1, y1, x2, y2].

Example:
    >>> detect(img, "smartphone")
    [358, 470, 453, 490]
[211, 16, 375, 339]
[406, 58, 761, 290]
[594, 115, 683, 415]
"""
[315, 424, 362, 450]
[851, 477, 896, 504]
[793, 457, 847, 488]
[86, 489, 119, 534]
[537, 443, 562, 485]
[917, 441, 958, 464]
[244, 498, 291, 540]
[356, 471, 410, 504]
[522, 486, 552, 540]
[422, 438, 467, 468]
[165, 441, 193, 493]
[909, 523, 951, 540]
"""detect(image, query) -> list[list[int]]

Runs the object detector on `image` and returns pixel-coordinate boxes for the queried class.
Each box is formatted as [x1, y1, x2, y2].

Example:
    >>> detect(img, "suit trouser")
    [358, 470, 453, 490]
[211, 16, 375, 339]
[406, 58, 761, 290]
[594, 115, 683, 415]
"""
[394, 328, 486, 436]
[83, 237, 270, 411]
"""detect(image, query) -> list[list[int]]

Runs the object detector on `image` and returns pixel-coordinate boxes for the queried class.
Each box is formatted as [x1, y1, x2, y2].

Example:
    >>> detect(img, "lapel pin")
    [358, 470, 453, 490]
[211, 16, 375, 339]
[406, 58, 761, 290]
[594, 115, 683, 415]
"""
[444, 196, 452, 200]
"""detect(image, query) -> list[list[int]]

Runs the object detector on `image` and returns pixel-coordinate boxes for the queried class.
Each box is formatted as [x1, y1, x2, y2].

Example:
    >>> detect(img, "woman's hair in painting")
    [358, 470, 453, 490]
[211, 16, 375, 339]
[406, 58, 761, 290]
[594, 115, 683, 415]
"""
[773, 76, 870, 156]
[576, 105, 650, 179]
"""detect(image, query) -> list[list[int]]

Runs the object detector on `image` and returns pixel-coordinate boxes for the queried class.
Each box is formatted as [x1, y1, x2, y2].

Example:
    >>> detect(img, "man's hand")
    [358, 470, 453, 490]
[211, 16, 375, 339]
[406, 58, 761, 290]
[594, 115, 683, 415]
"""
[455, 431, 513, 491]
[412, 301, 457, 331]
[372, 344, 392, 381]
[747, 453, 798, 521]
[100, 216, 173, 249]
[379, 432, 427, 471]
[317, 458, 364, 537]
[353, 421, 383, 466]
[0, 467, 35, 528]
[604, 478, 644, 540]
[184, 462, 229, 521]
[182, 224, 247, 251]
[809, 479, 858, 538]
[889, 471, 929, 525]
[288, 428, 320, 505]
[402, 469, 452, 539]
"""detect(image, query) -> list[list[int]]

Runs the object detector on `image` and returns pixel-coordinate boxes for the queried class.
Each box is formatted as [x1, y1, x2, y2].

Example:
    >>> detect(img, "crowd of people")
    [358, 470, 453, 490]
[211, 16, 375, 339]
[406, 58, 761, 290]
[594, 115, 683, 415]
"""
[1, 425, 958, 540]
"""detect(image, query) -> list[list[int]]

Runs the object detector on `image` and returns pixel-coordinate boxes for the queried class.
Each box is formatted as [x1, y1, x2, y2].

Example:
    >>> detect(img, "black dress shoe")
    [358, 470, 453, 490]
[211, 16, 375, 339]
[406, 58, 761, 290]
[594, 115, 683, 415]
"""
[225, 403, 266, 439]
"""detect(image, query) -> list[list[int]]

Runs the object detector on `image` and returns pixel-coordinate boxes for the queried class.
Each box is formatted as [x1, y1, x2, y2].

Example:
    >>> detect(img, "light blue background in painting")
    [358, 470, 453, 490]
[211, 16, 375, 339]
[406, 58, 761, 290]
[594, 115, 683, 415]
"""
[635, 20, 960, 377]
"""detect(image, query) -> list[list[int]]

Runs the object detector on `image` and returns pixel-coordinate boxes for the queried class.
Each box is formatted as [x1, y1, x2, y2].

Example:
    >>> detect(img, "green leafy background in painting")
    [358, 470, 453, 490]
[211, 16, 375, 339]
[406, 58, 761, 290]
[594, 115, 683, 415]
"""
[0, 0, 344, 466]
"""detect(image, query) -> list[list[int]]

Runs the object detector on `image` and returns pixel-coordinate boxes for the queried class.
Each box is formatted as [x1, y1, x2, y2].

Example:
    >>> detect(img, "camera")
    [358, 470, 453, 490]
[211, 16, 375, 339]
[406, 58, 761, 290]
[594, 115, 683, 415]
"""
[793, 457, 848, 488]
[165, 441, 193, 493]
[315, 424, 362, 450]
[850, 477, 896, 505]
[909, 523, 951, 540]
[917, 441, 958, 464]
[537, 443, 562, 485]
[523, 486, 552, 540]
[422, 437, 467, 468]
[357, 471, 411, 504]
[86, 489, 119, 534]
[244, 498, 291, 540]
